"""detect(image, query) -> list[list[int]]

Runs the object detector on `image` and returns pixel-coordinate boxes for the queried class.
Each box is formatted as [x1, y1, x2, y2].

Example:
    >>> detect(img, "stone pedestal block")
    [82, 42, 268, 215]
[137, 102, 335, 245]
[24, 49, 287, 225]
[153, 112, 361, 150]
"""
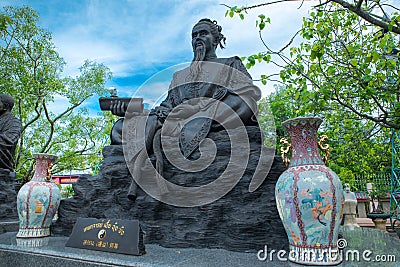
[0, 169, 18, 220]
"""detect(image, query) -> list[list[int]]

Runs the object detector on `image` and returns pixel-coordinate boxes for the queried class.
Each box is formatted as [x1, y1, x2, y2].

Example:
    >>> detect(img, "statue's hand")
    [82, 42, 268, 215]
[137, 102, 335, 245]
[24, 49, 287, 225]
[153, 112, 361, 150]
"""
[110, 100, 126, 117]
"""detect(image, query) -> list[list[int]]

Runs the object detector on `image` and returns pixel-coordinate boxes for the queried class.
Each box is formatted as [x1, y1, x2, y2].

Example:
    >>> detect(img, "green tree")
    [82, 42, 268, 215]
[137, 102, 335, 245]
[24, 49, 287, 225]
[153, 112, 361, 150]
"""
[265, 84, 314, 139]
[225, 1, 400, 129]
[224, 0, 400, 34]
[0, 6, 113, 182]
[224, 1, 398, 186]
[267, 85, 392, 187]
[321, 107, 392, 187]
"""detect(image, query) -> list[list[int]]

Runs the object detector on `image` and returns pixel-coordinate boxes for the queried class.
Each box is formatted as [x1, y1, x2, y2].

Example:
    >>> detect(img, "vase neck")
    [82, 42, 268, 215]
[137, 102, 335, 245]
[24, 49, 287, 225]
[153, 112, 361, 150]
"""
[284, 119, 324, 167]
[32, 156, 54, 182]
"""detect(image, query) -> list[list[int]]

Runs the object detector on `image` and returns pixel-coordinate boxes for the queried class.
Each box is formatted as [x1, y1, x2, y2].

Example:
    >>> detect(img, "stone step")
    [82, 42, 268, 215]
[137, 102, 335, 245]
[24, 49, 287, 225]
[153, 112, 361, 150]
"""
[0, 232, 276, 267]
[0, 221, 19, 234]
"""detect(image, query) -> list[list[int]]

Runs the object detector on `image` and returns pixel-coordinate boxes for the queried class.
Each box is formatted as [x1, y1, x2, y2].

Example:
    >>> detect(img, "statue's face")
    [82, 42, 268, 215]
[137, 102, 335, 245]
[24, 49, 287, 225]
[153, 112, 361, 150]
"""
[191, 23, 215, 54]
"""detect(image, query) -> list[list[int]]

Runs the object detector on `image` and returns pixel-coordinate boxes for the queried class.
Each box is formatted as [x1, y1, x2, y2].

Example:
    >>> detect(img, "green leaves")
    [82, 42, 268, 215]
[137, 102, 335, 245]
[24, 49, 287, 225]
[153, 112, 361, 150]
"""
[0, 6, 112, 181]
[256, 14, 270, 31]
[261, 74, 268, 85]
[265, 85, 392, 185]
[227, 1, 398, 182]
[225, 5, 246, 20]
[244, 52, 271, 69]
[327, 66, 336, 75]
[350, 58, 358, 67]
[281, 3, 399, 129]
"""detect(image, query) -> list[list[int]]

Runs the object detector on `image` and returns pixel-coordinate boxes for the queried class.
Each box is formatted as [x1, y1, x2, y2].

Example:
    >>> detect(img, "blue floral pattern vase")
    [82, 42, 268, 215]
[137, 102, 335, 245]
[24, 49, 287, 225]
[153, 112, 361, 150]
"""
[17, 153, 60, 238]
[275, 117, 344, 265]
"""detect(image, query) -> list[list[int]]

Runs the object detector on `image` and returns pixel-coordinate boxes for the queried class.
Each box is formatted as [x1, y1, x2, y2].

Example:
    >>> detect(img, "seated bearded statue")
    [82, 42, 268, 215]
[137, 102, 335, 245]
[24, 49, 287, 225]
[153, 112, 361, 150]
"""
[110, 19, 267, 206]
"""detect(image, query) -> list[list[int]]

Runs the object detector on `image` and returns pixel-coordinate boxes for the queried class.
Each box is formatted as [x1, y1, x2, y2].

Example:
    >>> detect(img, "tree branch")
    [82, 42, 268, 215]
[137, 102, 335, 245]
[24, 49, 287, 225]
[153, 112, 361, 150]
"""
[21, 100, 42, 132]
[355, 0, 363, 10]
[53, 96, 88, 122]
[332, 92, 399, 129]
[381, 3, 400, 13]
[0, 25, 16, 63]
[314, 0, 332, 8]
[331, 0, 400, 34]
[222, 0, 291, 12]
[41, 100, 55, 153]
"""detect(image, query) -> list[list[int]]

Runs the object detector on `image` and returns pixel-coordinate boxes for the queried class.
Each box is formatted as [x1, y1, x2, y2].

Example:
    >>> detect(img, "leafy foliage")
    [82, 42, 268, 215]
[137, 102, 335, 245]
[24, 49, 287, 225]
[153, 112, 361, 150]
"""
[61, 184, 75, 198]
[226, 2, 400, 129]
[0, 6, 113, 182]
[225, 1, 398, 185]
[279, 5, 399, 129]
[224, 0, 400, 35]
[267, 85, 392, 187]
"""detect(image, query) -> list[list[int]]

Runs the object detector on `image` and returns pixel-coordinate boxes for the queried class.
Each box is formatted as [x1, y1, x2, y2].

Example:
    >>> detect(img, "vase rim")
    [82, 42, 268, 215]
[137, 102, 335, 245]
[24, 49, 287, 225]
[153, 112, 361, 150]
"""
[282, 117, 323, 128]
[33, 153, 58, 160]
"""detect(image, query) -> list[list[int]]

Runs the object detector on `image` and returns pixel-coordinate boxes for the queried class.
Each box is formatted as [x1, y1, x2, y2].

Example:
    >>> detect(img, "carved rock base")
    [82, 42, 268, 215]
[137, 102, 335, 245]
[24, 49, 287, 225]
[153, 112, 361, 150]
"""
[0, 169, 18, 220]
[53, 127, 288, 252]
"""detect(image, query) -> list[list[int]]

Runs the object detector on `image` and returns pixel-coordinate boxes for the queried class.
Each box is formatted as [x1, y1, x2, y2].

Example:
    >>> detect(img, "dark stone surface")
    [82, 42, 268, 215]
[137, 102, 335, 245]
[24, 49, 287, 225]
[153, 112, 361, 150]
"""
[0, 221, 18, 234]
[0, 232, 284, 267]
[0, 169, 18, 220]
[0, 228, 399, 266]
[53, 126, 288, 252]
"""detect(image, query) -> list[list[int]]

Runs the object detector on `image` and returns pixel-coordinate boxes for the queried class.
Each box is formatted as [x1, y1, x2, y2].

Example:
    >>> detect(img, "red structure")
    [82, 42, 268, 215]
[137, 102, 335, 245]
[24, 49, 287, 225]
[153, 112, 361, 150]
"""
[52, 175, 79, 185]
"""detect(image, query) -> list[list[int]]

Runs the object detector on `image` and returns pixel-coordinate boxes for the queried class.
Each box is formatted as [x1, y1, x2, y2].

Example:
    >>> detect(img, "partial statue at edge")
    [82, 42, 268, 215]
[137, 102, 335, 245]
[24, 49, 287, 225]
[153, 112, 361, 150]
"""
[110, 19, 264, 200]
[0, 94, 22, 173]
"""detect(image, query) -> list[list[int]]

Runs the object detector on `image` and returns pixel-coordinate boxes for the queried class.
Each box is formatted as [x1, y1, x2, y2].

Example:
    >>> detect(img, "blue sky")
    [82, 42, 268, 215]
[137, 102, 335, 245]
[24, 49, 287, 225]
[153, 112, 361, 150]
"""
[2, 0, 314, 112]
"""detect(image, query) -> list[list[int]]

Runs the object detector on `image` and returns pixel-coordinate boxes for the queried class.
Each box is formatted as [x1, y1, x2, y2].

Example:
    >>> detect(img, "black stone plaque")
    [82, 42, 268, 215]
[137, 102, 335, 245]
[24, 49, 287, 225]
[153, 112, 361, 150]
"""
[65, 217, 145, 255]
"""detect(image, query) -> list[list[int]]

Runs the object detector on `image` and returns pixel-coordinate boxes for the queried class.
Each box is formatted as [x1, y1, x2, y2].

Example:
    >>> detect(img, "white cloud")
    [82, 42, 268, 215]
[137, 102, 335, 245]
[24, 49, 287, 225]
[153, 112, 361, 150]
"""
[50, 1, 214, 77]
[48, 1, 312, 80]
[134, 81, 171, 108]
[214, 1, 314, 97]
[4, 0, 316, 108]
[47, 95, 70, 115]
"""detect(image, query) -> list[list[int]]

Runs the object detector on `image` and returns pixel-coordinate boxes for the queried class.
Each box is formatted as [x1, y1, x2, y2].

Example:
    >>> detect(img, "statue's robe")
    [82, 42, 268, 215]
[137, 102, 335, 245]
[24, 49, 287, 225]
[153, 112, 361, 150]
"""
[147, 57, 261, 156]
[0, 112, 22, 172]
[125, 57, 262, 198]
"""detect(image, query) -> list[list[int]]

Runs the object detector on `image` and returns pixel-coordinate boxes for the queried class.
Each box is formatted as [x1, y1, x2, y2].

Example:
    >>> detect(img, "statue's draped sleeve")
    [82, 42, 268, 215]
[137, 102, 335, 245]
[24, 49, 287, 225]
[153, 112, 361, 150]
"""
[226, 56, 261, 111]
[212, 57, 261, 126]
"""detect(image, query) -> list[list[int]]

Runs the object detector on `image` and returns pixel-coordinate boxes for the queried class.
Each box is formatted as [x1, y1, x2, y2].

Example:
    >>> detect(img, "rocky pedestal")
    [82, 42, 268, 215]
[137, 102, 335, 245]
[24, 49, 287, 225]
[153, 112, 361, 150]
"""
[0, 169, 18, 220]
[53, 126, 288, 252]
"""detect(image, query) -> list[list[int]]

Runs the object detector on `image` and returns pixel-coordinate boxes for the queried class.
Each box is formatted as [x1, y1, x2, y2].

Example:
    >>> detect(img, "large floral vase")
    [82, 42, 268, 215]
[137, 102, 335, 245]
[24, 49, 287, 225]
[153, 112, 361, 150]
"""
[275, 117, 344, 265]
[17, 153, 60, 238]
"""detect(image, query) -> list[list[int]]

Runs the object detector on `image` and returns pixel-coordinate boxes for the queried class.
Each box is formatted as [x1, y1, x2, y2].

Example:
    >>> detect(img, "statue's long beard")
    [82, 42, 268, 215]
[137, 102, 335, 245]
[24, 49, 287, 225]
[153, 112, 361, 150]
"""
[189, 44, 206, 81]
